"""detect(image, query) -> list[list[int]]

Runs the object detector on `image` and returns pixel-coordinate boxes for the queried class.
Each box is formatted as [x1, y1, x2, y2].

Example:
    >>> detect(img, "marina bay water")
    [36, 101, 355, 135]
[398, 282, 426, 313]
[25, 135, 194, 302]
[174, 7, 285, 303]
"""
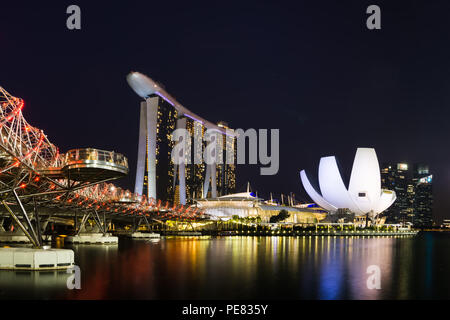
[0, 232, 448, 299]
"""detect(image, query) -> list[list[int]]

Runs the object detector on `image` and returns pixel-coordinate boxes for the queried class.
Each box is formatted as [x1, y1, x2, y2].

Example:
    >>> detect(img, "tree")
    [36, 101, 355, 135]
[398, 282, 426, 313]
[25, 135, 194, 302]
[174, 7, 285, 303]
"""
[269, 209, 290, 223]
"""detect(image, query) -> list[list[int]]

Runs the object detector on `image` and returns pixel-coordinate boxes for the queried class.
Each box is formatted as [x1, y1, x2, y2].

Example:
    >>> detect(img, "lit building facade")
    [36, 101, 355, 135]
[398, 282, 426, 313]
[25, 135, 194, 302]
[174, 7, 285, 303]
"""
[413, 164, 433, 228]
[380, 163, 414, 224]
[136, 95, 177, 203]
[380, 162, 433, 227]
[183, 116, 205, 201]
[216, 121, 236, 197]
[194, 192, 326, 223]
[127, 72, 236, 205]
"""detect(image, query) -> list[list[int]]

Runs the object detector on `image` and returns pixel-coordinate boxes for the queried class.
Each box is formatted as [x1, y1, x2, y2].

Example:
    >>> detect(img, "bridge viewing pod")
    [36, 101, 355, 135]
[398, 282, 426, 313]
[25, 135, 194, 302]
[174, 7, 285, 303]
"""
[65, 148, 128, 181]
[38, 148, 129, 182]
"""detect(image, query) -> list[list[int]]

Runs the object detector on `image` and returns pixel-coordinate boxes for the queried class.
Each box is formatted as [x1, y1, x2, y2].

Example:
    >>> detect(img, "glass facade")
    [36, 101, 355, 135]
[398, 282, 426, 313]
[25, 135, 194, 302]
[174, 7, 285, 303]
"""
[413, 164, 433, 228]
[142, 95, 177, 202]
[184, 117, 206, 201]
[380, 162, 433, 227]
[140, 98, 236, 205]
[217, 128, 236, 196]
[173, 117, 237, 203]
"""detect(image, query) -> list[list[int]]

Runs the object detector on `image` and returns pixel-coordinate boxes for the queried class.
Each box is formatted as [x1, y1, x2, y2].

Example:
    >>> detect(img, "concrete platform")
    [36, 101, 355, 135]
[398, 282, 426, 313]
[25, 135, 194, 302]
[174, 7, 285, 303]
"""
[0, 232, 30, 243]
[129, 232, 160, 239]
[0, 247, 74, 270]
[65, 233, 118, 244]
[174, 232, 202, 236]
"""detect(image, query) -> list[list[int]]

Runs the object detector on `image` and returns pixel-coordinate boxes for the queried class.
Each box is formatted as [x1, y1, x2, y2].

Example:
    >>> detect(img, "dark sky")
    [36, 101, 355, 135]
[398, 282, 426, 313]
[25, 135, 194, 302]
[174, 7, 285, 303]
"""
[1, 1, 450, 222]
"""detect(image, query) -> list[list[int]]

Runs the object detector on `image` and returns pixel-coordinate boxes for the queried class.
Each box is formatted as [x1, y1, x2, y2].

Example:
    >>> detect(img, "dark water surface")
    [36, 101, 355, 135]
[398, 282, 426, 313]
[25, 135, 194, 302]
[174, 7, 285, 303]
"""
[0, 232, 449, 299]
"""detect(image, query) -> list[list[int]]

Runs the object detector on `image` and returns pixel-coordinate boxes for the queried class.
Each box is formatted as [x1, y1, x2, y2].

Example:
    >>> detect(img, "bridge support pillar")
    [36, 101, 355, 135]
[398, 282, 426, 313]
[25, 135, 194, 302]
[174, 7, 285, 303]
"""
[0, 218, 47, 243]
[0, 247, 74, 270]
[0, 228, 30, 243]
[112, 216, 160, 239]
[128, 232, 160, 239]
[0, 197, 42, 245]
[66, 211, 118, 244]
[65, 232, 118, 244]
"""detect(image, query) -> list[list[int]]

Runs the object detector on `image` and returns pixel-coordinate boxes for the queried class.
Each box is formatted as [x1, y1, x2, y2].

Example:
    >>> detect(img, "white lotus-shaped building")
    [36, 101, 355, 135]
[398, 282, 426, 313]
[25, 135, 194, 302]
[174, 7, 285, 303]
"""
[300, 148, 396, 216]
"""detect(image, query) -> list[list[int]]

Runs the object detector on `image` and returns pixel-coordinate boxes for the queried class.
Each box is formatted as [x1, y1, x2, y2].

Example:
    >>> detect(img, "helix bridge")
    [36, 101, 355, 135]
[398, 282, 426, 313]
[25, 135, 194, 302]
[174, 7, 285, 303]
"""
[0, 86, 207, 247]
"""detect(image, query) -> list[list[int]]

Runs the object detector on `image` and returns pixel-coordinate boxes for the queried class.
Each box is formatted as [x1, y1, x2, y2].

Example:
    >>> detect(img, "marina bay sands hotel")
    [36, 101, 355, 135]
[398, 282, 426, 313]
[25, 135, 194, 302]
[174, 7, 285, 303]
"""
[127, 72, 236, 205]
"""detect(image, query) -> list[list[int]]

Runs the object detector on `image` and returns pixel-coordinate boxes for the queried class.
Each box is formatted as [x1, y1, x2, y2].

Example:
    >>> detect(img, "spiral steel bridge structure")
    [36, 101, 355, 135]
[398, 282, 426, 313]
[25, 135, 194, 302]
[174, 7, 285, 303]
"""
[0, 86, 207, 247]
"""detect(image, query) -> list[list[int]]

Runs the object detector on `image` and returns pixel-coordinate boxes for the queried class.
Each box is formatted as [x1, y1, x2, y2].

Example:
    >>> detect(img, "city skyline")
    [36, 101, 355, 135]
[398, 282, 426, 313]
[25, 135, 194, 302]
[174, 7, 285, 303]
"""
[2, 1, 450, 223]
[381, 162, 433, 227]
[4, 0, 450, 307]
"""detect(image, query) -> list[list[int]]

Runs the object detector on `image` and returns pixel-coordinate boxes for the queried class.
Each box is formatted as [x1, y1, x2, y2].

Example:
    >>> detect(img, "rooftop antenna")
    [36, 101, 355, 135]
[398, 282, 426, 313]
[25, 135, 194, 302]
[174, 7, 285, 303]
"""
[270, 192, 273, 202]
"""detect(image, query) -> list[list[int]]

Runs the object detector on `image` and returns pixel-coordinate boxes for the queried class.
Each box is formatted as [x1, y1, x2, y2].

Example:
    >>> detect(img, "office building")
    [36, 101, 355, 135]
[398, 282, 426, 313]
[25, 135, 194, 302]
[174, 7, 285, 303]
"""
[380, 162, 433, 227]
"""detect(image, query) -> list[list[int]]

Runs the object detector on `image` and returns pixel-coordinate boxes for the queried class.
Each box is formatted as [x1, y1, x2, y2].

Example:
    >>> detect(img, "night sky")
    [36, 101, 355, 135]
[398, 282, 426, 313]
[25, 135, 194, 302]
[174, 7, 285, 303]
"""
[1, 1, 450, 222]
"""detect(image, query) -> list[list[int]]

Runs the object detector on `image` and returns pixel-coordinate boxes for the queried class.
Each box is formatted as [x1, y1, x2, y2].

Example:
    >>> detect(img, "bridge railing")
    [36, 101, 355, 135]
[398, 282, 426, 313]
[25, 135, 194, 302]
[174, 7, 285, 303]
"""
[65, 148, 128, 168]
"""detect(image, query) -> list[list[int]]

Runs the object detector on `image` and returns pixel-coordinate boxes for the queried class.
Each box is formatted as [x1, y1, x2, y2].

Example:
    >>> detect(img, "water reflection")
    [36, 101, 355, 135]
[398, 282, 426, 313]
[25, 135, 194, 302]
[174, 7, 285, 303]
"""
[0, 270, 68, 299]
[1, 233, 450, 299]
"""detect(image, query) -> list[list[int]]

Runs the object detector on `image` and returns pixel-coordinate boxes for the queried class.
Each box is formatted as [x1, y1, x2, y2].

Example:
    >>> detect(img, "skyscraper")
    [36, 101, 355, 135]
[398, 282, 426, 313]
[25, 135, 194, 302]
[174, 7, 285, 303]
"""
[380, 163, 413, 223]
[127, 72, 236, 206]
[216, 121, 236, 197]
[380, 162, 433, 226]
[135, 95, 177, 203]
[173, 115, 205, 202]
[413, 164, 433, 228]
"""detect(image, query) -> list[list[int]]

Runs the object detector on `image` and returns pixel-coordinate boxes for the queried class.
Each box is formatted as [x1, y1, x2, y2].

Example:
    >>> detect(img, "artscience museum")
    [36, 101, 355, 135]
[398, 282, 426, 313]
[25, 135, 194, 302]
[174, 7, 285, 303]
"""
[300, 148, 396, 217]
